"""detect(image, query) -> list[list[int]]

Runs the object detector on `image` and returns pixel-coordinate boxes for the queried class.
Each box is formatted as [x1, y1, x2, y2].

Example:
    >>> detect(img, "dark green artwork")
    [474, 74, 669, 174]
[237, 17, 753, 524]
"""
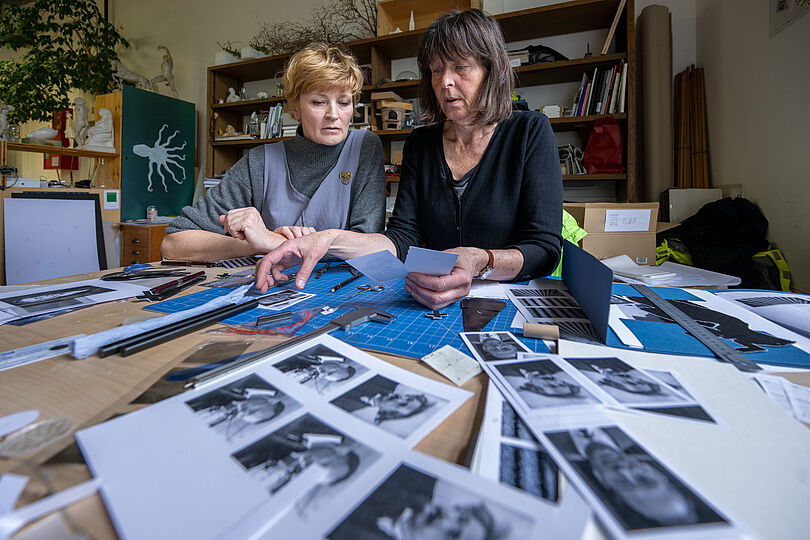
[121, 86, 195, 220]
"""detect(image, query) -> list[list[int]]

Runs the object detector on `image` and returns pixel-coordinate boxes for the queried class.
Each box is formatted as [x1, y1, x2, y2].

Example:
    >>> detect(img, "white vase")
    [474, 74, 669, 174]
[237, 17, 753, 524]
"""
[214, 50, 240, 65]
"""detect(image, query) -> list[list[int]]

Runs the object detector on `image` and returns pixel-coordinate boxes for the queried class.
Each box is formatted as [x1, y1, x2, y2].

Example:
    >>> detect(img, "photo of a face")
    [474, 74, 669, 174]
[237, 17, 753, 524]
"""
[462, 332, 530, 362]
[330, 375, 448, 438]
[545, 426, 728, 532]
[495, 360, 599, 410]
[232, 414, 379, 518]
[328, 464, 536, 540]
[565, 357, 686, 405]
[273, 344, 368, 395]
[185, 373, 300, 443]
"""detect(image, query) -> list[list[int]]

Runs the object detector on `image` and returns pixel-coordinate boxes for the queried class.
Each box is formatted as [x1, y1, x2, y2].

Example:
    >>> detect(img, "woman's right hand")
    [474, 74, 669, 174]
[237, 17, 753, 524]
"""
[256, 230, 335, 292]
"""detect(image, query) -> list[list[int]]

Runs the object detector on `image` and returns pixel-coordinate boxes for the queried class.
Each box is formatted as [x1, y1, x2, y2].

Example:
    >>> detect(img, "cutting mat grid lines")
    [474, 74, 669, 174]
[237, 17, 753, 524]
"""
[145, 266, 548, 359]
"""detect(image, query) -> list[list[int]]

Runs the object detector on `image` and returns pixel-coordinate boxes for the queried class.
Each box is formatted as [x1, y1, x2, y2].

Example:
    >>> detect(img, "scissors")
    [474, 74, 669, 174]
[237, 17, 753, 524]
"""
[345, 284, 385, 299]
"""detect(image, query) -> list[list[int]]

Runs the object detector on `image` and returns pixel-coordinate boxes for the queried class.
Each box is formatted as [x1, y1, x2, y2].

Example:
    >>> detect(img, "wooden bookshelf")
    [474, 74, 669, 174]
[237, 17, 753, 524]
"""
[206, 0, 635, 201]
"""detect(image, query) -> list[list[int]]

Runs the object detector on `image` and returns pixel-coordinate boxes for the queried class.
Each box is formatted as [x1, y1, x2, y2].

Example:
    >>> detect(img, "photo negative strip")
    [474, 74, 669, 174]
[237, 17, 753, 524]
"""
[273, 343, 369, 396]
[461, 331, 531, 363]
[330, 375, 449, 439]
[501, 398, 537, 442]
[506, 284, 599, 343]
[185, 373, 300, 443]
[0, 284, 114, 315]
[232, 413, 380, 518]
[494, 359, 600, 410]
[259, 288, 314, 311]
[544, 425, 731, 534]
[564, 357, 688, 406]
[328, 464, 537, 540]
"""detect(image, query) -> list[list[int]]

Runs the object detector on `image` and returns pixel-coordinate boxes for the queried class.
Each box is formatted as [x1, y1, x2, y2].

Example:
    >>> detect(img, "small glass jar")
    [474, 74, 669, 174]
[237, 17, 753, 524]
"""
[146, 205, 158, 220]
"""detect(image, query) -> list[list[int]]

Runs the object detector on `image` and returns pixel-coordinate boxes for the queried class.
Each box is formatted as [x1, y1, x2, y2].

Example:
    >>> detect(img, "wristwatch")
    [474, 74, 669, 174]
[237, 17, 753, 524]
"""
[477, 248, 495, 280]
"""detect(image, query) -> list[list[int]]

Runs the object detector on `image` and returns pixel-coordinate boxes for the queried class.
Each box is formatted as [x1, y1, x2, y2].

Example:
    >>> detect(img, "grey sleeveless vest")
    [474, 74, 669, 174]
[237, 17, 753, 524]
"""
[260, 129, 363, 230]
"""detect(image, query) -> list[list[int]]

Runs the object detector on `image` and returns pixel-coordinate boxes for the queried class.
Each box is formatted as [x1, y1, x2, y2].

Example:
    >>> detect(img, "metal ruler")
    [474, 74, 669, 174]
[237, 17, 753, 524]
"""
[0, 335, 84, 372]
[632, 284, 761, 372]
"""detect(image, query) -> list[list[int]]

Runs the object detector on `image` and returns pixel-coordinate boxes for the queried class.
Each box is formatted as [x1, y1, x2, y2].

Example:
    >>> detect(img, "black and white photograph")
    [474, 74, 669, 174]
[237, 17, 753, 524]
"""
[330, 375, 449, 439]
[499, 443, 559, 502]
[273, 344, 369, 395]
[500, 399, 536, 442]
[713, 290, 810, 338]
[328, 464, 536, 540]
[0, 284, 114, 314]
[232, 413, 380, 517]
[461, 331, 531, 362]
[611, 293, 795, 354]
[545, 425, 730, 532]
[259, 288, 314, 311]
[185, 373, 301, 443]
[564, 357, 687, 405]
[644, 369, 695, 400]
[495, 359, 599, 410]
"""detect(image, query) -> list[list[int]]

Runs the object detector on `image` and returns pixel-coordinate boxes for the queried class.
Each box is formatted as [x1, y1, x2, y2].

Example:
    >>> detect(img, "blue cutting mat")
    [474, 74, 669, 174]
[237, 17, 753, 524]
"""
[146, 264, 549, 359]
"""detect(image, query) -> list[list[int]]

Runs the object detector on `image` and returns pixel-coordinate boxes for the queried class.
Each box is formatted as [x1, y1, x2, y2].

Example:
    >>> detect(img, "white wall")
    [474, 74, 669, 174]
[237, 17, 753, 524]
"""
[697, 0, 810, 291]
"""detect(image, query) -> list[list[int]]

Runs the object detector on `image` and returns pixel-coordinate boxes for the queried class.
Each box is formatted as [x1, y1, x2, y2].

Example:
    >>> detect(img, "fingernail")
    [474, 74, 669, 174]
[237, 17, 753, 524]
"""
[296, 279, 304, 288]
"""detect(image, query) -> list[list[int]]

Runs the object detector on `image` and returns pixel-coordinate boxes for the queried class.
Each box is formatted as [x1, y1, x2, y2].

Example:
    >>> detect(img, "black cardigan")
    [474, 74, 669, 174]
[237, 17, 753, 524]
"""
[384, 111, 563, 280]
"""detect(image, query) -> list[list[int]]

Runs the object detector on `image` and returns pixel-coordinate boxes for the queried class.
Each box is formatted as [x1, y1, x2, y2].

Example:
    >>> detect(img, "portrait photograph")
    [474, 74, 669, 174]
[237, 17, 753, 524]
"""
[564, 357, 687, 405]
[545, 425, 729, 532]
[185, 373, 301, 443]
[273, 343, 369, 396]
[232, 413, 380, 518]
[461, 331, 531, 363]
[330, 375, 448, 439]
[328, 464, 536, 540]
[495, 359, 600, 410]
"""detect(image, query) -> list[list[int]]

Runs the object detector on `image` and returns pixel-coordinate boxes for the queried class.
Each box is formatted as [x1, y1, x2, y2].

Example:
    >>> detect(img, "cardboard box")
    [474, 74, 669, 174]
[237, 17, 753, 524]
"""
[661, 188, 722, 223]
[565, 202, 659, 265]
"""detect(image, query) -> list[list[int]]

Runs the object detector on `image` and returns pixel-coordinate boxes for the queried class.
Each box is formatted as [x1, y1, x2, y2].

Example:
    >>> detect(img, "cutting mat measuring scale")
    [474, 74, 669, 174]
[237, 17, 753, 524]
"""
[146, 264, 549, 359]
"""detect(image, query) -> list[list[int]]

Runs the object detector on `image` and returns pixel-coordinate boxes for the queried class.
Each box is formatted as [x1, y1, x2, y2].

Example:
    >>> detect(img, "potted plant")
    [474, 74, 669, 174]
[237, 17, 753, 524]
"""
[0, 0, 128, 124]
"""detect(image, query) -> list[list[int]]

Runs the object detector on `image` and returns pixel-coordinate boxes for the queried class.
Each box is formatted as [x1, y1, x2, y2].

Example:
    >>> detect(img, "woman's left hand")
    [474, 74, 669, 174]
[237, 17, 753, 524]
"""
[403, 247, 482, 310]
[274, 226, 316, 240]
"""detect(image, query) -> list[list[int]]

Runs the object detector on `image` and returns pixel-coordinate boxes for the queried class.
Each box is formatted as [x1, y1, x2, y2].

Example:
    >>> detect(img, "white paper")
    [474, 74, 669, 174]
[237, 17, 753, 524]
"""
[604, 208, 651, 232]
[0, 474, 28, 515]
[421, 345, 482, 386]
[782, 379, 810, 423]
[713, 289, 810, 338]
[0, 410, 39, 437]
[604, 256, 740, 288]
[76, 335, 471, 540]
[0, 279, 147, 324]
[468, 279, 509, 299]
[749, 374, 793, 412]
[346, 247, 457, 283]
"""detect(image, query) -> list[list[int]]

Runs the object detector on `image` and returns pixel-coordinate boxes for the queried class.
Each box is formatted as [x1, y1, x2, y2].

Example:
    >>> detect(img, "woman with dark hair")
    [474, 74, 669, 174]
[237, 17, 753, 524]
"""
[256, 10, 562, 309]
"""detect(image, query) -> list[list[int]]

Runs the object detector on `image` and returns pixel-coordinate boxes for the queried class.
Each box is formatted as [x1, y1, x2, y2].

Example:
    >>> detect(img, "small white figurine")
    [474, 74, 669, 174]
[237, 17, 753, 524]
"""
[111, 60, 153, 91]
[84, 108, 115, 153]
[256, 90, 270, 99]
[0, 103, 14, 141]
[226, 87, 240, 103]
[72, 97, 89, 148]
[150, 45, 178, 98]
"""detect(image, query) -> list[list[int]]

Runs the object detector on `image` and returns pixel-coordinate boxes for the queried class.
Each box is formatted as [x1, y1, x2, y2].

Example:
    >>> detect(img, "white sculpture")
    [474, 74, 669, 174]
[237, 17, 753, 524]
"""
[226, 87, 240, 103]
[0, 104, 14, 141]
[27, 127, 58, 140]
[150, 45, 178, 98]
[84, 108, 116, 153]
[111, 60, 153, 91]
[73, 97, 89, 148]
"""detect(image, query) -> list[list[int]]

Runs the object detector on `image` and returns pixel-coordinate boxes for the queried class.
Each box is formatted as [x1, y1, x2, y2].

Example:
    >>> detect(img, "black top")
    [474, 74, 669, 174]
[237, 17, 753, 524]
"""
[384, 111, 563, 280]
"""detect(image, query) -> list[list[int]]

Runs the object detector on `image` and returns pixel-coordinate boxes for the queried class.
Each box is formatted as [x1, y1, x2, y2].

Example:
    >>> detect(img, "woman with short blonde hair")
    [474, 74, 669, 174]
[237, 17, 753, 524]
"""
[162, 43, 384, 262]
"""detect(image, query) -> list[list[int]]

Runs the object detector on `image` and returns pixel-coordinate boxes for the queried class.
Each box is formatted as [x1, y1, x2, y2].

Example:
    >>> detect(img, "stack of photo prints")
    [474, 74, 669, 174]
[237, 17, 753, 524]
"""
[77, 335, 562, 539]
[74, 274, 810, 539]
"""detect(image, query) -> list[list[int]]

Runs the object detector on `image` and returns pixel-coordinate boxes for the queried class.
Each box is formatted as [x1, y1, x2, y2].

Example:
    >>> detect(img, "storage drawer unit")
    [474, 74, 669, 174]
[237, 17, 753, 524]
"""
[120, 223, 167, 265]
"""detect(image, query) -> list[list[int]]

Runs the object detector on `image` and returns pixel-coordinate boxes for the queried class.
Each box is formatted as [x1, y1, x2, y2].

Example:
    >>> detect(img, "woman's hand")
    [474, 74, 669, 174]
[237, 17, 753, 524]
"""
[403, 247, 485, 310]
[274, 226, 316, 241]
[256, 231, 335, 292]
[219, 207, 277, 252]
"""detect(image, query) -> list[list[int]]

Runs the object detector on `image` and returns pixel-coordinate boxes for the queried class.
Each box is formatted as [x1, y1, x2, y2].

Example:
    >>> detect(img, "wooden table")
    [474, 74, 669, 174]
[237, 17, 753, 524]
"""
[0, 265, 487, 538]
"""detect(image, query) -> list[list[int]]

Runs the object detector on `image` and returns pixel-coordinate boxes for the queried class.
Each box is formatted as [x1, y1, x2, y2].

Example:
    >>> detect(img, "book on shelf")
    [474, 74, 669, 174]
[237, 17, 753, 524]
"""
[608, 61, 623, 114]
[569, 61, 626, 117]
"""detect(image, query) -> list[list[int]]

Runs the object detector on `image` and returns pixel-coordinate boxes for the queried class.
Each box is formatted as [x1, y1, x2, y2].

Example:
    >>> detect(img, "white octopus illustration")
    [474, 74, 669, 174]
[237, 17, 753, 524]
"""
[132, 124, 187, 192]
